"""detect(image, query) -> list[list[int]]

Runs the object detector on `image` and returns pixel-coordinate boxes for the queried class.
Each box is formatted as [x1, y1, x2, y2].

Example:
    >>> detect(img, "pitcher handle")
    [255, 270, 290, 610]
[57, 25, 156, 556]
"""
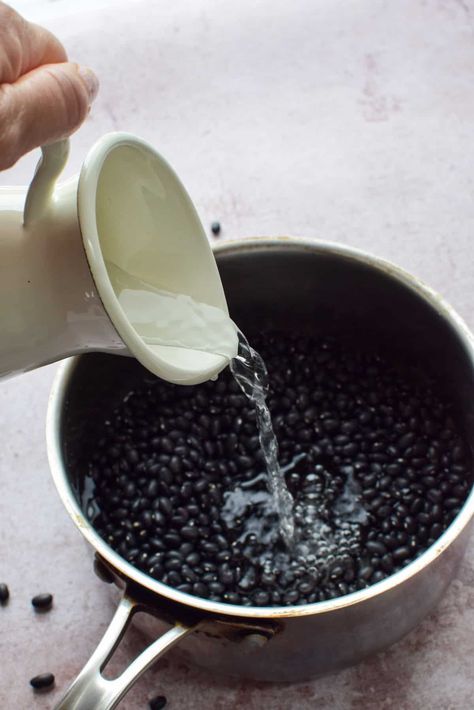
[54, 589, 195, 710]
[23, 139, 70, 226]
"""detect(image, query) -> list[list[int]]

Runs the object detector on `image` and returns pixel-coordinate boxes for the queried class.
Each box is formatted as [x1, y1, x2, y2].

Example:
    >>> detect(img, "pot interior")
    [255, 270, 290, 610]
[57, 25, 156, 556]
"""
[60, 241, 474, 603]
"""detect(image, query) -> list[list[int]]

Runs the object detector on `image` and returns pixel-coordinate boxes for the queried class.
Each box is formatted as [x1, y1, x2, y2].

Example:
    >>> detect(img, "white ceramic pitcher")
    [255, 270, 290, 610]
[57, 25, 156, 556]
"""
[0, 133, 237, 384]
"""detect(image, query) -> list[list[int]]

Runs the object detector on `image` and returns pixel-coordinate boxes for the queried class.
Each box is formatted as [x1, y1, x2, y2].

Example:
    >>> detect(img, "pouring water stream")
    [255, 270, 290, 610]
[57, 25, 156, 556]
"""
[107, 261, 297, 544]
[107, 263, 367, 552]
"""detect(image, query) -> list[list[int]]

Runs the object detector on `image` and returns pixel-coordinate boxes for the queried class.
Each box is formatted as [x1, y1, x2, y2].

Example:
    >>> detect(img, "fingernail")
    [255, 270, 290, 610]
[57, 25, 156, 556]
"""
[78, 66, 99, 102]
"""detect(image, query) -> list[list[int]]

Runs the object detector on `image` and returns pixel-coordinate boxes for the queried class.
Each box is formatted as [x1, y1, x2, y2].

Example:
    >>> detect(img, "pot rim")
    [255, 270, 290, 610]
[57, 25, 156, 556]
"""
[46, 236, 474, 619]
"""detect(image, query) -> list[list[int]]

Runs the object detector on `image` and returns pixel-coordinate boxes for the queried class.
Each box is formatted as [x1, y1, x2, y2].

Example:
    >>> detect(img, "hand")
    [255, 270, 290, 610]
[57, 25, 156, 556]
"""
[0, 2, 98, 169]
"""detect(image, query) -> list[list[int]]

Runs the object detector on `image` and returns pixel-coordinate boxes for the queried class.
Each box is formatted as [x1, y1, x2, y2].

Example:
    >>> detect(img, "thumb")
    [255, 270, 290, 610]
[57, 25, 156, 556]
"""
[0, 62, 99, 169]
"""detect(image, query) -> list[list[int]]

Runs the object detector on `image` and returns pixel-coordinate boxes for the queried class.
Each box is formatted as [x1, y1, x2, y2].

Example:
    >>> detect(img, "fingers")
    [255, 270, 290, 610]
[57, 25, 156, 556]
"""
[0, 62, 99, 169]
[0, 2, 100, 168]
[0, 2, 67, 83]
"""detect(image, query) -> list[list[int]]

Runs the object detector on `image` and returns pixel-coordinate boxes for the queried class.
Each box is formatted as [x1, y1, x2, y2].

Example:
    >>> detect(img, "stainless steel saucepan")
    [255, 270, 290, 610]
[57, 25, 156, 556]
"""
[47, 238, 474, 710]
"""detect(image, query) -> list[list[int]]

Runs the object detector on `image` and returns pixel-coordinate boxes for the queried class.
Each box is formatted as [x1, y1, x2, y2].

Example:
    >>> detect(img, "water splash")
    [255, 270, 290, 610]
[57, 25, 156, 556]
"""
[221, 454, 368, 584]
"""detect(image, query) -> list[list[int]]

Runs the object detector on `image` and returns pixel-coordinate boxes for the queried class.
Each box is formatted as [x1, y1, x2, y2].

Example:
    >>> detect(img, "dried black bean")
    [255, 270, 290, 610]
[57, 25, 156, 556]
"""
[139, 510, 154, 529]
[283, 589, 300, 604]
[181, 565, 198, 583]
[418, 525, 429, 541]
[253, 590, 270, 606]
[209, 581, 225, 595]
[192, 582, 208, 597]
[225, 592, 241, 604]
[158, 497, 172, 516]
[378, 476, 392, 490]
[126, 448, 139, 465]
[176, 584, 192, 594]
[30, 673, 55, 690]
[0, 583, 9, 605]
[164, 558, 182, 572]
[166, 571, 182, 587]
[180, 482, 193, 499]
[181, 525, 199, 541]
[202, 560, 217, 572]
[366, 540, 387, 556]
[410, 498, 423, 515]
[377, 505, 392, 519]
[445, 497, 462, 509]
[403, 516, 416, 534]
[239, 567, 257, 591]
[186, 552, 200, 566]
[427, 489, 442, 503]
[429, 504, 442, 522]
[218, 564, 234, 586]
[163, 532, 181, 549]
[358, 564, 374, 581]
[393, 546, 410, 561]
[399, 432, 415, 450]
[380, 554, 394, 573]
[32, 593, 53, 612]
[170, 456, 182, 474]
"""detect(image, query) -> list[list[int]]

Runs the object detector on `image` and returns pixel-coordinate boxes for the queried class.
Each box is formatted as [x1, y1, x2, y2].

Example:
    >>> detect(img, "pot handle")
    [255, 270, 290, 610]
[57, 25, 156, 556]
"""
[23, 139, 70, 227]
[54, 589, 195, 710]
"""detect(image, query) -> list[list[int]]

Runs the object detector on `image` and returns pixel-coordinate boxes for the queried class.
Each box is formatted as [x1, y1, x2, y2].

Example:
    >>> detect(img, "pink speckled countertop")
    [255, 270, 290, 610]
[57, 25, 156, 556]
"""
[1, 1, 474, 708]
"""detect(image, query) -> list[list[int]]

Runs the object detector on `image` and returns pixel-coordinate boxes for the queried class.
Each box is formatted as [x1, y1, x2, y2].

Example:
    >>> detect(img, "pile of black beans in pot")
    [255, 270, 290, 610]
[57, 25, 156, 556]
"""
[84, 331, 472, 606]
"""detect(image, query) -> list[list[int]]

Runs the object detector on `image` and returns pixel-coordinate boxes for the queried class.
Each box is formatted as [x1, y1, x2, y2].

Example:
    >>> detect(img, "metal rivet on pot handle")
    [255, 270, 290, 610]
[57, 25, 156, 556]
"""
[54, 589, 195, 710]
[241, 632, 270, 651]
